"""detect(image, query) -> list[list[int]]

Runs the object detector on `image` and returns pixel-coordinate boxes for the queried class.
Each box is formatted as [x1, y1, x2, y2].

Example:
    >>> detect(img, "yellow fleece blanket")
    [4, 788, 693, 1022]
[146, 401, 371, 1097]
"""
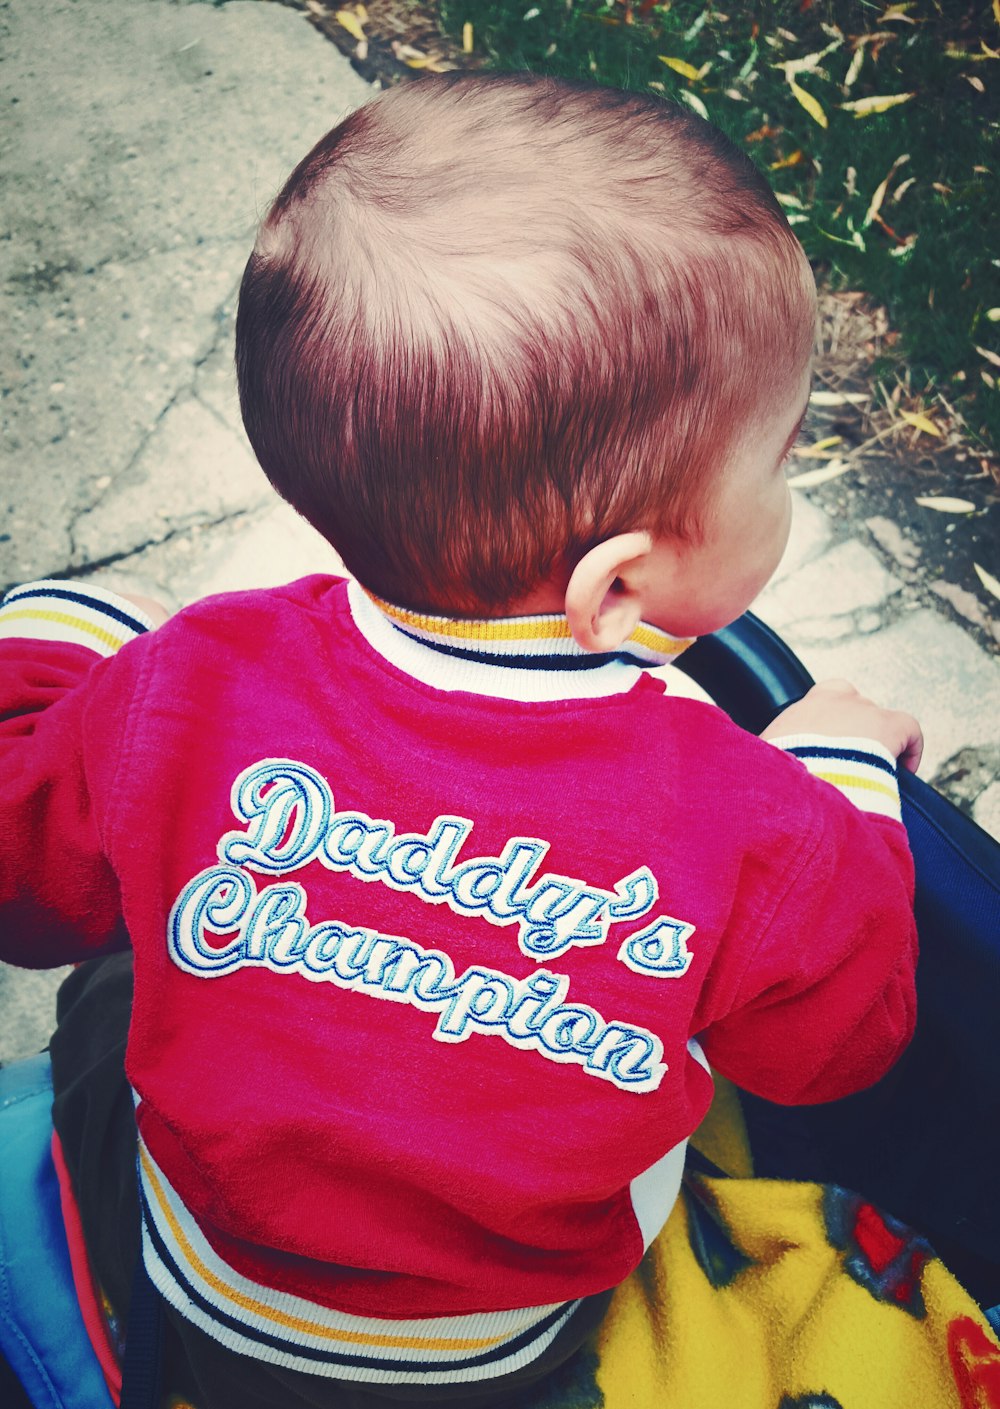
[536, 1079, 1000, 1409]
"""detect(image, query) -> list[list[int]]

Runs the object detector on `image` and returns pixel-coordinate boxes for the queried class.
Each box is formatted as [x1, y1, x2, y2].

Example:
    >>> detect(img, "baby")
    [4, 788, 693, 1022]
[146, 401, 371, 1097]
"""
[0, 72, 920, 1408]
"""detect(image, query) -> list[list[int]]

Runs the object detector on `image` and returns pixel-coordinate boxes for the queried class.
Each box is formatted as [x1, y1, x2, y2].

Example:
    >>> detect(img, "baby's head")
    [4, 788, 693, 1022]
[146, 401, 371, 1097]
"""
[237, 72, 815, 636]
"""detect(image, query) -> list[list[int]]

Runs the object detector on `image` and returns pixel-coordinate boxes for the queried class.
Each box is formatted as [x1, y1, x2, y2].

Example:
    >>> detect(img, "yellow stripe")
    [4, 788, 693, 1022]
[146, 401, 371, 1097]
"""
[365, 591, 689, 657]
[369, 596, 573, 643]
[813, 771, 899, 801]
[0, 607, 127, 653]
[139, 1147, 523, 1352]
[628, 622, 693, 657]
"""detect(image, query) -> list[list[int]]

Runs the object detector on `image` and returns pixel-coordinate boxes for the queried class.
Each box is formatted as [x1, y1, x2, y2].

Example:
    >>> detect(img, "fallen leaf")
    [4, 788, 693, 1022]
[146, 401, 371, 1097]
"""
[891, 176, 916, 202]
[914, 496, 976, 513]
[770, 149, 805, 170]
[335, 8, 366, 41]
[463, 21, 473, 52]
[845, 45, 864, 87]
[863, 157, 908, 228]
[786, 459, 851, 487]
[796, 435, 844, 457]
[809, 390, 868, 406]
[976, 344, 1000, 368]
[986, 308, 1000, 321]
[680, 89, 710, 119]
[659, 56, 710, 81]
[776, 192, 805, 207]
[898, 409, 942, 436]
[683, 10, 708, 41]
[393, 41, 432, 67]
[966, 75, 986, 92]
[775, 40, 841, 78]
[788, 77, 828, 127]
[974, 562, 1000, 601]
[841, 92, 915, 116]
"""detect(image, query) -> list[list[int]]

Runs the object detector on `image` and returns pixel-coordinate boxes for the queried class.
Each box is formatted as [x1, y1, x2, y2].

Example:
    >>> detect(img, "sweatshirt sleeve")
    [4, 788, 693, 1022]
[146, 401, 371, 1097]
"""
[697, 749, 918, 1107]
[0, 581, 152, 967]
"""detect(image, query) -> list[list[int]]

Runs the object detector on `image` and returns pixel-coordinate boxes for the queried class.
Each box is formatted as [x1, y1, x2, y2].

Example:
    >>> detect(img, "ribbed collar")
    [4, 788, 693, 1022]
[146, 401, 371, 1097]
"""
[347, 579, 694, 702]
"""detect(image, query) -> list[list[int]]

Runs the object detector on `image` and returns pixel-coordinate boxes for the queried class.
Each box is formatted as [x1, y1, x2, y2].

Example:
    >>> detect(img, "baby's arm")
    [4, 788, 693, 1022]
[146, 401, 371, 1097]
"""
[761, 678, 923, 773]
[0, 581, 158, 964]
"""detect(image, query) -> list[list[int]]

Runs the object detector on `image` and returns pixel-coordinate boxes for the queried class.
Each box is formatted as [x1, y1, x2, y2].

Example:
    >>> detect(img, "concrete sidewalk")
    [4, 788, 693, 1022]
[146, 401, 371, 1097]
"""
[1, 0, 997, 1062]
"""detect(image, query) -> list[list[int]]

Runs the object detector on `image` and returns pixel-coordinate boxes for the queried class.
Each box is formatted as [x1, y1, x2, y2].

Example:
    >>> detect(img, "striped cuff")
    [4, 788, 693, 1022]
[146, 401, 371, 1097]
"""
[768, 733, 902, 823]
[0, 580, 153, 658]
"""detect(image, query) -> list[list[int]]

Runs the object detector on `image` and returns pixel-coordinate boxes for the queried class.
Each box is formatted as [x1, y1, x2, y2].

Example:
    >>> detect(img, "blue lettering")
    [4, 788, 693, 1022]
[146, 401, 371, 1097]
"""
[168, 865, 253, 974]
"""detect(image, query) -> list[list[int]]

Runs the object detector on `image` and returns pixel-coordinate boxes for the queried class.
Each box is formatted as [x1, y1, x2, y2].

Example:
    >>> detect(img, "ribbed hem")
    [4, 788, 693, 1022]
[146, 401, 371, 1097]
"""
[349, 580, 693, 701]
[769, 734, 902, 823]
[136, 1135, 581, 1385]
[0, 580, 152, 658]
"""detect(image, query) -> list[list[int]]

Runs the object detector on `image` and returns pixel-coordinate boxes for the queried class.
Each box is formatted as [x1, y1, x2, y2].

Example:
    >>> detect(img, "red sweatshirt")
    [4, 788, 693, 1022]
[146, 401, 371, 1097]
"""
[0, 575, 916, 1385]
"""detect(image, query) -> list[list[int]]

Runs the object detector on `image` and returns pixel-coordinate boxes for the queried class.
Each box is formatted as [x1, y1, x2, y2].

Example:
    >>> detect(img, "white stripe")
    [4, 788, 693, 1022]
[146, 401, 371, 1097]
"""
[348, 579, 646, 702]
[138, 1137, 579, 1383]
[767, 733, 902, 822]
[628, 1039, 708, 1248]
[0, 580, 151, 657]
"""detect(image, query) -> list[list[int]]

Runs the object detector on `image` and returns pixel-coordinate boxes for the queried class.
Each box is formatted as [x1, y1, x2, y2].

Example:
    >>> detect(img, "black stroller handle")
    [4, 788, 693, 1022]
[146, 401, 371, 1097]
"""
[676, 610, 815, 733]
[680, 611, 1000, 1309]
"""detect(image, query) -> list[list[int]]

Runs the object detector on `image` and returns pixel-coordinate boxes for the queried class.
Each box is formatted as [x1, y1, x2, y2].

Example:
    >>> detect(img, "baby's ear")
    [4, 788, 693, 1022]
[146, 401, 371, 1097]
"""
[565, 532, 653, 653]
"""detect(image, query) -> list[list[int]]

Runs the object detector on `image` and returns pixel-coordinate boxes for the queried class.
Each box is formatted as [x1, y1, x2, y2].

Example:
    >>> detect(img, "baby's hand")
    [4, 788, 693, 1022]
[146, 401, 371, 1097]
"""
[761, 678, 923, 773]
[116, 591, 172, 629]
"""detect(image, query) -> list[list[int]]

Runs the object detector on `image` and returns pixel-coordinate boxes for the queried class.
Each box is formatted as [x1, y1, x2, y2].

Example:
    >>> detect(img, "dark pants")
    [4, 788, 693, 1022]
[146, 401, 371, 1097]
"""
[49, 953, 612, 1409]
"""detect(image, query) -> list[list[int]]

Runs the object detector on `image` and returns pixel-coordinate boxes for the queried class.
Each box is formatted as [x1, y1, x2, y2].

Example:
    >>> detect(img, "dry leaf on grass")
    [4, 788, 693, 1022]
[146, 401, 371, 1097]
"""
[974, 562, 1000, 601]
[915, 496, 977, 513]
[899, 409, 942, 437]
[841, 93, 915, 116]
[335, 7, 366, 40]
[795, 435, 844, 457]
[786, 459, 851, 488]
[787, 77, 828, 127]
[810, 390, 868, 406]
[658, 55, 710, 80]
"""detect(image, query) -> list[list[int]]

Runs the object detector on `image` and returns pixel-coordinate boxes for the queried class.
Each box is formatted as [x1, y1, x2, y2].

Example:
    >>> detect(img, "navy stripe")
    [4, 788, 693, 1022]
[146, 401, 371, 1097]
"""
[391, 626, 649, 673]
[2, 584, 149, 636]
[786, 745, 896, 777]
[138, 1184, 570, 1376]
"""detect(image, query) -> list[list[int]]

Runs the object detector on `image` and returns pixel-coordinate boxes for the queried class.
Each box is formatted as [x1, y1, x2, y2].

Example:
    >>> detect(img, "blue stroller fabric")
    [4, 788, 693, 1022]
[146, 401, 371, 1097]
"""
[680, 613, 1000, 1310]
[0, 1053, 114, 1409]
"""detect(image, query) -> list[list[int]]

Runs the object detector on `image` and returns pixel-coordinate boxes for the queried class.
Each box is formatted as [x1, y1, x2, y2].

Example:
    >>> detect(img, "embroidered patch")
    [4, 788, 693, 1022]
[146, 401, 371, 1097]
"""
[218, 759, 695, 966]
[165, 758, 701, 1095]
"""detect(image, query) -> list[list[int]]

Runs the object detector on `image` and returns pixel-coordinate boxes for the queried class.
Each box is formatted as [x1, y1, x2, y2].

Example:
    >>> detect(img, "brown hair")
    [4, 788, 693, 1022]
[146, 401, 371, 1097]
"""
[236, 72, 815, 614]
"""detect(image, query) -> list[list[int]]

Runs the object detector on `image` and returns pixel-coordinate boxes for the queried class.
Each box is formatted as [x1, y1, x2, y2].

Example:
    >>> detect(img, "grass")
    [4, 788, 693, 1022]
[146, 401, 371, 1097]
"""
[435, 0, 1000, 453]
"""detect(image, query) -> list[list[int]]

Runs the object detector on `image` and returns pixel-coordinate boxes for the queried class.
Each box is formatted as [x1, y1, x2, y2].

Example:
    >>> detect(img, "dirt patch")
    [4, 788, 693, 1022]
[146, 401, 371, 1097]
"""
[806, 293, 999, 653]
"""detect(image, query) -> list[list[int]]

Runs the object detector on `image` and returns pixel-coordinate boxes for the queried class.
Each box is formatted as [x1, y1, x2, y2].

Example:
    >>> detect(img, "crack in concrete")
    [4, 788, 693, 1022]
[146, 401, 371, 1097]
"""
[7, 233, 252, 288]
[858, 525, 999, 658]
[2, 505, 262, 599]
[66, 291, 239, 548]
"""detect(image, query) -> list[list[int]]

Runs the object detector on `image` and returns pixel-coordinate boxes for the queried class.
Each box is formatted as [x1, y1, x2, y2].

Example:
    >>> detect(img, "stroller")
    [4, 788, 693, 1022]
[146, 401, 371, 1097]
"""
[2, 612, 999, 1409]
